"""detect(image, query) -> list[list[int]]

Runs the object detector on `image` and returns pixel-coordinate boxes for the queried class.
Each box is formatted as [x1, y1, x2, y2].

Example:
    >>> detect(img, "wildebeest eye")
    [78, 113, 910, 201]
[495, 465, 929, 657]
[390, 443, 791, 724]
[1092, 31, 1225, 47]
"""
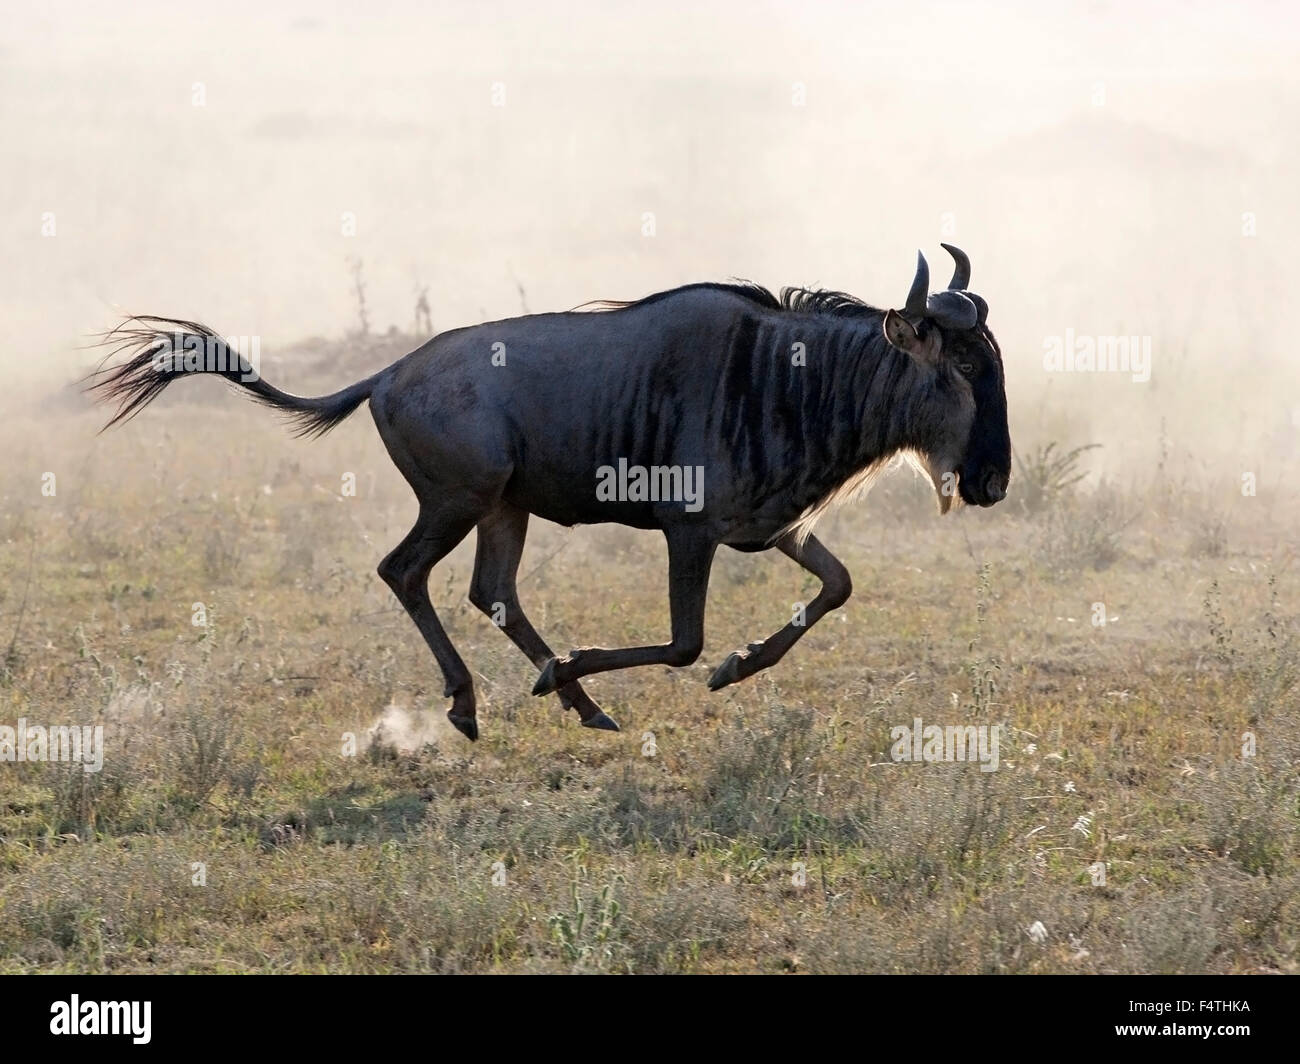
[957, 362, 975, 377]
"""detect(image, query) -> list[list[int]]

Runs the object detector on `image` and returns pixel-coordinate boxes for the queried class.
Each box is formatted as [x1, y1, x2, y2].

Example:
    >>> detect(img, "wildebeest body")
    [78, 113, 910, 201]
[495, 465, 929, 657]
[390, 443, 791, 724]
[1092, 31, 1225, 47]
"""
[89, 246, 1011, 742]
[374, 285, 937, 543]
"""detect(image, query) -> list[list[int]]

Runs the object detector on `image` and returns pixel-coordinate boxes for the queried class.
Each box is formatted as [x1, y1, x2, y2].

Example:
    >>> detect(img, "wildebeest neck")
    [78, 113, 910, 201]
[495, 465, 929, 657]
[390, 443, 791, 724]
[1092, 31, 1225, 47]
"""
[706, 308, 920, 519]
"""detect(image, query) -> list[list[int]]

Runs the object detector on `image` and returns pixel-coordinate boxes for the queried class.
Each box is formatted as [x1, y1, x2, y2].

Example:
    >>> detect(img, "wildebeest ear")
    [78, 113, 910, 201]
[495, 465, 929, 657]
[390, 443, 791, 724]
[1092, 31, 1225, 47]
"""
[883, 309, 928, 359]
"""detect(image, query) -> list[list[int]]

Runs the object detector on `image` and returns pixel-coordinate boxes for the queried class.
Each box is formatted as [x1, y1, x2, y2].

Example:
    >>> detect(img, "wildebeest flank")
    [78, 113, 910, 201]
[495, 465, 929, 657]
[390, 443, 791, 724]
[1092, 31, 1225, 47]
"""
[88, 245, 1011, 741]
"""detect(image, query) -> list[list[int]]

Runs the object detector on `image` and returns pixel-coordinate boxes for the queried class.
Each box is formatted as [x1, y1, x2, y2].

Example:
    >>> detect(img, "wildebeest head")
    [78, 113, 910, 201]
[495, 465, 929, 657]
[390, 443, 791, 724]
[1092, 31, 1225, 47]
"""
[881, 245, 1011, 513]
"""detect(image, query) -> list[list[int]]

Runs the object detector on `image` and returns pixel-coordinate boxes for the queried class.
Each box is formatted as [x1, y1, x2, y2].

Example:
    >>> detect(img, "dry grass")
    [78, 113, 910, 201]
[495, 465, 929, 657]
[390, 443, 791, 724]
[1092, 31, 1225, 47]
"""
[0, 385, 1296, 974]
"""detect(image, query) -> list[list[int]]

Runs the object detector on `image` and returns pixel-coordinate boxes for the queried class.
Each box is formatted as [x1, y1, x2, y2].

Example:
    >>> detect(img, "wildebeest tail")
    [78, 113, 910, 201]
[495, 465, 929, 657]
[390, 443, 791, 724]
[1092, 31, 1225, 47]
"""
[85, 315, 382, 438]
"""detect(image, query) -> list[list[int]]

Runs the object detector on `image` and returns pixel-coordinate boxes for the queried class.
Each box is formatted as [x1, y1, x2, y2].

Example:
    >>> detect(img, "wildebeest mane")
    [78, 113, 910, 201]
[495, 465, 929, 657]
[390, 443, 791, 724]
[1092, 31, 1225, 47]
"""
[576, 281, 884, 320]
[777, 287, 882, 318]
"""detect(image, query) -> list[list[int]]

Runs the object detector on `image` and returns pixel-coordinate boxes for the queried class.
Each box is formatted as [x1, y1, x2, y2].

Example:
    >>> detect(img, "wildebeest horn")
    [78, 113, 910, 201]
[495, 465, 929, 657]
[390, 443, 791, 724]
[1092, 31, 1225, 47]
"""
[904, 251, 929, 316]
[925, 290, 978, 329]
[940, 243, 971, 290]
[965, 292, 988, 325]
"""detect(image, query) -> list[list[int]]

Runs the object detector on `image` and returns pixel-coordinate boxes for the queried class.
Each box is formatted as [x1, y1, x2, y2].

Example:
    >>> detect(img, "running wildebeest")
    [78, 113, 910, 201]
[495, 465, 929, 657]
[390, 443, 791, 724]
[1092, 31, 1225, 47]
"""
[89, 244, 1011, 741]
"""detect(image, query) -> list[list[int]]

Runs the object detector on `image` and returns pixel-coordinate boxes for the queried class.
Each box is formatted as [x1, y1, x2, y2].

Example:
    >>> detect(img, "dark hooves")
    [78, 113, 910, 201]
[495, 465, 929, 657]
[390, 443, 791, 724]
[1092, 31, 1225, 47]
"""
[580, 710, 620, 732]
[447, 711, 479, 742]
[532, 657, 560, 697]
[708, 652, 744, 692]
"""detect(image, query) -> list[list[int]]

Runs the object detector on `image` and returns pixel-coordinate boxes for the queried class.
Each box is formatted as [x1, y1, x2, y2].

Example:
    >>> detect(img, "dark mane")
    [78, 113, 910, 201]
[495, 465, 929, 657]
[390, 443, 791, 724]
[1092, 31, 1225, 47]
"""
[778, 287, 882, 318]
[575, 281, 883, 319]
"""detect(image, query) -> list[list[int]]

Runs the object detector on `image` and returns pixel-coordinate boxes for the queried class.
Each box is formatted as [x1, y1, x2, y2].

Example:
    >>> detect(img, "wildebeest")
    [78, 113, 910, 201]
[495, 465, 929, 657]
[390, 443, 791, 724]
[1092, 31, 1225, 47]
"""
[89, 244, 1011, 741]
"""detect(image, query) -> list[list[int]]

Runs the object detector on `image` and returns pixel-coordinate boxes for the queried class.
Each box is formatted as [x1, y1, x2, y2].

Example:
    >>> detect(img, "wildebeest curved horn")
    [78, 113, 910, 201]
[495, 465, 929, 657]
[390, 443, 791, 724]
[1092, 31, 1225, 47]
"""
[925, 290, 978, 329]
[904, 251, 929, 316]
[940, 243, 971, 290]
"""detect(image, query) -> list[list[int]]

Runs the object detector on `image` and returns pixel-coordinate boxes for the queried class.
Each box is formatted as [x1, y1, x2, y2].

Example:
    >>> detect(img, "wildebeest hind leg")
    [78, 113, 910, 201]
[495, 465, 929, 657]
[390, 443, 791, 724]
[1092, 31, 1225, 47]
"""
[707, 533, 851, 691]
[469, 504, 618, 731]
[378, 508, 483, 740]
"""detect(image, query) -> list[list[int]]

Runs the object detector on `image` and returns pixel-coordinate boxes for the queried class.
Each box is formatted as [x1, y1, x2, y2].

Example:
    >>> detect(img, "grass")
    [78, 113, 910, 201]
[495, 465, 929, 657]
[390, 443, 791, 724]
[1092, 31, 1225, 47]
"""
[0, 392, 1296, 973]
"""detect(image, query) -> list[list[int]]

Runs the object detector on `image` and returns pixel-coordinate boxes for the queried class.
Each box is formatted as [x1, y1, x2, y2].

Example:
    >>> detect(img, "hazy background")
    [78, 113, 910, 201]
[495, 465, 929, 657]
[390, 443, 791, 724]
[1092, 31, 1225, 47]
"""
[3, 2, 1300, 977]
[3, 0, 1298, 476]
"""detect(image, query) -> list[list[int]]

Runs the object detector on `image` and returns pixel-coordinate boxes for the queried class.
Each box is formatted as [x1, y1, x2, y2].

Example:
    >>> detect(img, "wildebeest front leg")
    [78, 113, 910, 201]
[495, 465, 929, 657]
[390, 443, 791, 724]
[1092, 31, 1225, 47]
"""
[707, 533, 851, 691]
[469, 504, 619, 731]
[532, 528, 716, 694]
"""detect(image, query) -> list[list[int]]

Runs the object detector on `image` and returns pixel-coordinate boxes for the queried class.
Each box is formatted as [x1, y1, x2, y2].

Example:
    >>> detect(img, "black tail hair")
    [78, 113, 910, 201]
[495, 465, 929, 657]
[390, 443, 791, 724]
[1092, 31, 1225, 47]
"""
[84, 316, 380, 438]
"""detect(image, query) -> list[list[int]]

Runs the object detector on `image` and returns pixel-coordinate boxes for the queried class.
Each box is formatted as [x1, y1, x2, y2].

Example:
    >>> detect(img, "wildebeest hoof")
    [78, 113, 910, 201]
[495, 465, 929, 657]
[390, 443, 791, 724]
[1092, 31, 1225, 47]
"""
[580, 710, 620, 732]
[708, 652, 746, 691]
[532, 657, 561, 696]
[447, 711, 479, 742]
